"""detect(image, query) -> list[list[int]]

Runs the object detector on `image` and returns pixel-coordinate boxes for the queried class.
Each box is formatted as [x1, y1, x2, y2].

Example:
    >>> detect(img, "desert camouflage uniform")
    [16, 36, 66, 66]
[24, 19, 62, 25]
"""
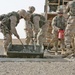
[25, 6, 35, 45]
[63, 1, 75, 57]
[0, 12, 21, 55]
[0, 9, 30, 55]
[30, 14, 40, 42]
[51, 13, 66, 54]
[30, 14, 46, 46]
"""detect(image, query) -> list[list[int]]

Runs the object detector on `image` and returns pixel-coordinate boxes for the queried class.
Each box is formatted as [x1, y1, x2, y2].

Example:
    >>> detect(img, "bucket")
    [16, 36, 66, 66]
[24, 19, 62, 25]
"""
[58, 30, 64, 39]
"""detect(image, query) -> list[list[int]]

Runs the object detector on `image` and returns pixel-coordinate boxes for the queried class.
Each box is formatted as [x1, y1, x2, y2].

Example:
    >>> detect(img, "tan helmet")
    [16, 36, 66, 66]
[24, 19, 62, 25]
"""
[18, 9, 27, 18]
[29, 6, 35, 12]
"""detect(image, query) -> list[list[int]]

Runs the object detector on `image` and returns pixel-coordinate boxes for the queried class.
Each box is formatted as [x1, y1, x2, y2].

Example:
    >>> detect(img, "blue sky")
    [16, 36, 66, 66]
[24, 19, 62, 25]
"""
[0, 0, 45, 39]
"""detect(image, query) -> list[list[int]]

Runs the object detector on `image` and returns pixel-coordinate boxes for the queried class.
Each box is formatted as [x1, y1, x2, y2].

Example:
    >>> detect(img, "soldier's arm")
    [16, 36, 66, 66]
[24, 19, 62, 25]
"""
[10, 16, 19, 39]
[51, 17, 59, 30]
[64, 17, 67, 26]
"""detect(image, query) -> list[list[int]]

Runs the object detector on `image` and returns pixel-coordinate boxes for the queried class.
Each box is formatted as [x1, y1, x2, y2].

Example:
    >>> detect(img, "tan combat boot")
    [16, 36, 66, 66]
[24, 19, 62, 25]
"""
[51, 46, 58, 55]
[4, 49, 7, 56]
[55, 51, 58, 55]
[61, 49, 66, 55]
[62, 46, 73, 58]
[4, 51, 7, 56]
[55, 47, 58, 55]
[3, 46, 8, 56]
[61, 45, 66, 55]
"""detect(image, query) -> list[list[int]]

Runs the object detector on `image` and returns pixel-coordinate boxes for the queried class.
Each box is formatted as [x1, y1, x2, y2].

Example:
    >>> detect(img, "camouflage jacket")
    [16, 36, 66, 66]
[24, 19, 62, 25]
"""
[0, 12, 20, 36]
[51, 16, 66, 30]
[0, 11, 20, 28]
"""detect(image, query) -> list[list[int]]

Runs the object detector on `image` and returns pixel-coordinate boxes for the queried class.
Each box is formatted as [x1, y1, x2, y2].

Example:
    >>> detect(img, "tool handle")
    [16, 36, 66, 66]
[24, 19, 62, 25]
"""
[18, 38, 25, 49]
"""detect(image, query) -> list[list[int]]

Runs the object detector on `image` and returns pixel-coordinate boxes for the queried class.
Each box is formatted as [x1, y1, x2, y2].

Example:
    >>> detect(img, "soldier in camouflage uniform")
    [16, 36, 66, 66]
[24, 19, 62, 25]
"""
[62, 0, 75, 57]
[51, 9, 66, 55]
[30, 14, 46, 46]
[25, 6, 35, 45]
[0, 9, 30, 55]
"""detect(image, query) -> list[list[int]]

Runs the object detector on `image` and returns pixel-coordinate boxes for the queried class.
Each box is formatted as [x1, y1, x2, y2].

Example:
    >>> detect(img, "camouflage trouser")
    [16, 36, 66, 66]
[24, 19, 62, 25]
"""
[52, 29, 58, 51]
[25, 21, 33, 45]
[52, 29, 65, 51]
[3, 33, 12, 52]
[0, 24, 12, 52]
[65, 16, 75, 49]
[25, 30, 33, 45]
[37, 28, 46, 45]
[33, 16, 40, 43]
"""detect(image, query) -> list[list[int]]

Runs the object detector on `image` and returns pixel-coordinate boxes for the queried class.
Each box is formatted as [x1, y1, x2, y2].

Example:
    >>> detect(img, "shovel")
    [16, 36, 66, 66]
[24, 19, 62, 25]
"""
[18, 38, 26, 49]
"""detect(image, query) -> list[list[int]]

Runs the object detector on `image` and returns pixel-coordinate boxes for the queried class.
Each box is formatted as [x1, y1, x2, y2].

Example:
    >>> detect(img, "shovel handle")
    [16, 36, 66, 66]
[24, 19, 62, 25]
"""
[18, 38, 25, 49]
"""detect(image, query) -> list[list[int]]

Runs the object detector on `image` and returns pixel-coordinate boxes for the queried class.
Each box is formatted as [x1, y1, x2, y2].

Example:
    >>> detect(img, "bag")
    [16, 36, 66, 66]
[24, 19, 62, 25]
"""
[58, 29, 64, 39]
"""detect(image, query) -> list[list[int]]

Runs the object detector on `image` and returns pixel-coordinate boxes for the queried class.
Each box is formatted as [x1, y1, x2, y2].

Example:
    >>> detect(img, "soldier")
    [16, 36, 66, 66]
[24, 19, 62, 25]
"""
[51, 9, 66, 55]
[62, 0, 75, 57]
[28, 6, 35, 14]
[30, 14, 46, 46]
[25, 6, 35, 45]
[0, 9, 30, 55]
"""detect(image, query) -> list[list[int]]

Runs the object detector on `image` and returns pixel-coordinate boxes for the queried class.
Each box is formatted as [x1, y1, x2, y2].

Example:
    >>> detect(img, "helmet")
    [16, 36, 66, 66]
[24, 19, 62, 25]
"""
[18, 9, 31, 20]
[29, 6, 35, 12]
[56, 9, 63, 14]
[18, 9, 27, 18]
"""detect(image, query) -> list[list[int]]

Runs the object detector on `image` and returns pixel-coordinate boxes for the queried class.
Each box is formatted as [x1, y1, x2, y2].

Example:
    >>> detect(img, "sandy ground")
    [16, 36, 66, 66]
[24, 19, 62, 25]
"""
[0, 39, 75, 75]
[0, 62, 75, 75]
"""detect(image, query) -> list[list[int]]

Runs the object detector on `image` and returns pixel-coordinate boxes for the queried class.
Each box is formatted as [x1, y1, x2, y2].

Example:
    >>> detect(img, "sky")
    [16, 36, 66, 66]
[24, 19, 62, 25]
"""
[0, 0, 45, 39]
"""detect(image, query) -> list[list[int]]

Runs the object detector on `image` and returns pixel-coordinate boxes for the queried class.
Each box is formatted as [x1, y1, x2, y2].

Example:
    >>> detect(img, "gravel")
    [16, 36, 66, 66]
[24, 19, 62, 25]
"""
[0, 62, 75, 75]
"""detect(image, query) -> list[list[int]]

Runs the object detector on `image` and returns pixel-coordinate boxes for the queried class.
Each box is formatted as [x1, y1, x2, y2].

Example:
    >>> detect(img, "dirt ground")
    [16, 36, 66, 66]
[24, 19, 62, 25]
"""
[0, 39, 75, 75]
